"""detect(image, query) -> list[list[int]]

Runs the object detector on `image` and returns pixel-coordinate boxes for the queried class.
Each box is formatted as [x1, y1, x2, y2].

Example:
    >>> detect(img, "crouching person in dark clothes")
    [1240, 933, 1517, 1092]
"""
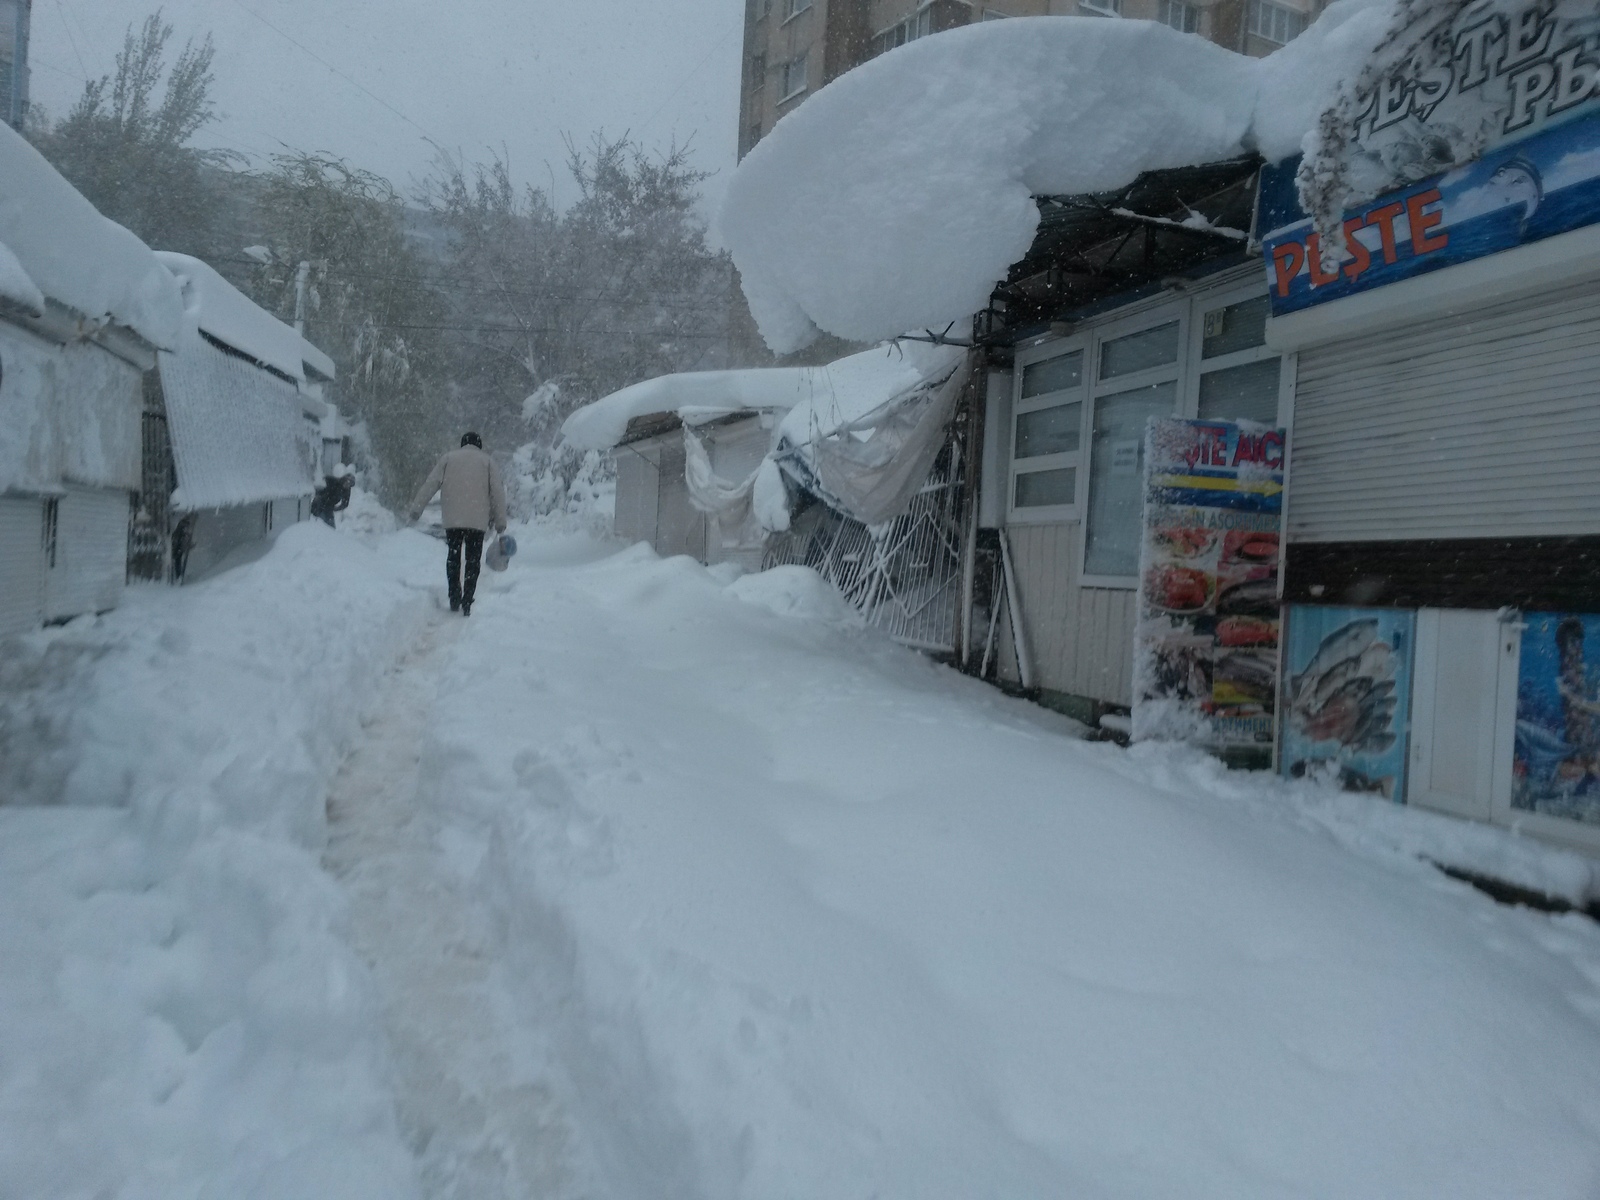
[310, 472, 354, 527]
[408, 432, 508, 616]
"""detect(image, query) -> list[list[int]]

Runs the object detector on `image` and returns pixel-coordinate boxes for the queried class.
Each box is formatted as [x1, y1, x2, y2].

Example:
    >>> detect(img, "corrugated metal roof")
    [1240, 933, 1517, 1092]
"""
[160, 333, 314, 512]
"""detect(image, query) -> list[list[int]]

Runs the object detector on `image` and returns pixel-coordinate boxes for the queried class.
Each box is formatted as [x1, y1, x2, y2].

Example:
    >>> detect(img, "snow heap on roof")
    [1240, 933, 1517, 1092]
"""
[719, 1, 1397, 353]
[156, 252, 336, 384]
[561, 341, 964, 452]
[0, 120, 182, 348]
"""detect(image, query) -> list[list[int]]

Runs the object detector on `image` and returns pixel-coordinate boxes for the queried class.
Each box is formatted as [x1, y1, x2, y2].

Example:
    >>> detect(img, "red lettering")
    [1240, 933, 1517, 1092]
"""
[1271, 241, 1305, 297]
[1342, 217, 1372, 281]
[1232, 435, 1257, 467]
[1406, 188, 1449, 254]
[1261, 431, 1285, 469]
[1365, 201, 1406, 263]
[1306, 233, 1341, 287]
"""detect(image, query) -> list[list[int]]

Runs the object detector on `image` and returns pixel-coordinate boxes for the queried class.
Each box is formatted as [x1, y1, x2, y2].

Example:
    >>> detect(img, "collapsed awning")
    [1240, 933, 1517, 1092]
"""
[161, 332, 315, 512]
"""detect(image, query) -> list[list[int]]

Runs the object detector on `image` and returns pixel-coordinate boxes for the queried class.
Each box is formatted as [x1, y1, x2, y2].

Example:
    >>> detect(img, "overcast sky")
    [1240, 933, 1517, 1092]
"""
[30, 0, 745, 215]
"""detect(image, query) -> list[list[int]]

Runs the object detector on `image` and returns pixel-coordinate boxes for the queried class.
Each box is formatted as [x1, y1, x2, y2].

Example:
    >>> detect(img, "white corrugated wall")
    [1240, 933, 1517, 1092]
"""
[0, 495, 43, 636]
[44, 486, 128, 621]
[1290, 279, 1600, 543]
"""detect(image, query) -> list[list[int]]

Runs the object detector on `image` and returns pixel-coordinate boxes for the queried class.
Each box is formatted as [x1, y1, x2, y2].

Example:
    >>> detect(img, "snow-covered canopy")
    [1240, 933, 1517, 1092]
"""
[719, 2, 1396, 353]
[161, 334, 316, 511]
[561, 341, 965, 452]
[157, 252, 336, 385]
[0, 121, 182, 349]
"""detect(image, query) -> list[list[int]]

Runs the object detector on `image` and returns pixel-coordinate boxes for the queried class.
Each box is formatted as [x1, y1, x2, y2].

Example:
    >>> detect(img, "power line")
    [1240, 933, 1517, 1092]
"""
[51, 0, 89, 80]
[638, 20, 741, 136]
[225, 0, 439, 144]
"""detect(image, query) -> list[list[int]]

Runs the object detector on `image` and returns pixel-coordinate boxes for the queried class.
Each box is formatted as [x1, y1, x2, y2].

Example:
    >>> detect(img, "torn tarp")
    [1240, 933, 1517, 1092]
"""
[774, 349, 971, 528]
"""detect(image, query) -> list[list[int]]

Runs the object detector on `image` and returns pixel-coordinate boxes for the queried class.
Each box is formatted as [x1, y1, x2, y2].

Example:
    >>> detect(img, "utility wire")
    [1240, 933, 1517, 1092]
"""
[638, 20, 741, 135]
[225, 0, 439, 143]
[52, 0, 90, 80]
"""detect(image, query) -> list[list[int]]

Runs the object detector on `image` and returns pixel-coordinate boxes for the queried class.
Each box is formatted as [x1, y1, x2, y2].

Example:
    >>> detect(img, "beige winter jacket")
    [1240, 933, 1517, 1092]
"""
[410, 445, 508, 532]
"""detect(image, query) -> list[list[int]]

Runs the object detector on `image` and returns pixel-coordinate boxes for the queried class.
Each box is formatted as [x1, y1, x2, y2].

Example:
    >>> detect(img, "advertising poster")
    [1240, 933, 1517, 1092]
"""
[1513, 613, 1600, 826]
[1133, 418, 1284, 751]
[1280, 607, 1414, 802]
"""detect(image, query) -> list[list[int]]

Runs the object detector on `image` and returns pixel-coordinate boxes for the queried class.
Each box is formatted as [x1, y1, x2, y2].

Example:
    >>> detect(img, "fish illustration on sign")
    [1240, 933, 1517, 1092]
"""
[1287, 618, 1401, 755]
[1486, 154, 1544, 229]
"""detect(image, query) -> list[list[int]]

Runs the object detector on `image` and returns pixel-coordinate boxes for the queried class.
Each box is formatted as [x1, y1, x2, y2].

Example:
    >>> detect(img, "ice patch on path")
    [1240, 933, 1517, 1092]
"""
[726, 565, 863, 625]
[0, 523, 428, 1198]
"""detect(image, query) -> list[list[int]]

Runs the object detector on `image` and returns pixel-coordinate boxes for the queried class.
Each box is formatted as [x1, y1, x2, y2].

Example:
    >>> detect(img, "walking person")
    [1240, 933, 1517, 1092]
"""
[408, 433, 508, 616]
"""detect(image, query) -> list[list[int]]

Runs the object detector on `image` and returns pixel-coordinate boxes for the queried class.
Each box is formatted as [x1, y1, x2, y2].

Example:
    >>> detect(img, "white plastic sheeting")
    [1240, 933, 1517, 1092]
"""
[0, 122, 181, 348]
[683, 426, 792, 542]
[156, 253, 336, 384]
[719, 1, 1397, 353]
[160, 335, 315, 512]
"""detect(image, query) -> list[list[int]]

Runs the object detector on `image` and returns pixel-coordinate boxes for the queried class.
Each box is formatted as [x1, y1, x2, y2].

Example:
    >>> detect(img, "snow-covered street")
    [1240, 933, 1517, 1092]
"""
[9, 519, 1600, 1198]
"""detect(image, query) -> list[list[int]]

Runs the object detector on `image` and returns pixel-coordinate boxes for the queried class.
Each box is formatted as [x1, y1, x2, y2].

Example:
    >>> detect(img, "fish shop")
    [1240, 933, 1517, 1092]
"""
[1260, 0, 1600, 853]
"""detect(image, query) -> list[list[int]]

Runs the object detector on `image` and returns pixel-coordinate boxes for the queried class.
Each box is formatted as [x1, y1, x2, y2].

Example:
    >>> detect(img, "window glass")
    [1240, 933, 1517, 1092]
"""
[1020, 351, 1082, 399]
[1099, 321, 1178, 380]
[1084, 381, 1176, 576]
[1015, 401, 1082, 459]
[1198, 358, 1281, 424]
[1201, 295, 1269, 359]
[1015, 467, 1077, 509]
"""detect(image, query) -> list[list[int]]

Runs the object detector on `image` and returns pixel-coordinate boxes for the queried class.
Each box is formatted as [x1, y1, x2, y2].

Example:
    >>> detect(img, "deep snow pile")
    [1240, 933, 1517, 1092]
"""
[719, 2, 1397, 352]
[0, 524, 428, 1198]
[412, 537, 1600, 1199]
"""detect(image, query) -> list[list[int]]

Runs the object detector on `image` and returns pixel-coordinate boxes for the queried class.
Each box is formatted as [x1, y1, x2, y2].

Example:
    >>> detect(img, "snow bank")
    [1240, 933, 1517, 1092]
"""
[720, 2, 1396, 352]
[0, 523, 430, 1197]
[157, 252, 336, 384]
[0, 122, 182, 348]
[416, 536, 1600, 1199]
[726, 563, 863, 625]
[0, 237, 44, 316]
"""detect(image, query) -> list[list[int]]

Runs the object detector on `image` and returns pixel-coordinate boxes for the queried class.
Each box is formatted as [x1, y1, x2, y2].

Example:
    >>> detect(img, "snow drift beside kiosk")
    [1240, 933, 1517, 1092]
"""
[718, 0, 1397, 353]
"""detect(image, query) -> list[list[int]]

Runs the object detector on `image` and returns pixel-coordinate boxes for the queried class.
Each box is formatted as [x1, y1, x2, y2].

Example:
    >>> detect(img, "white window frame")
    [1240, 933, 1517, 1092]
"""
[782, 0, 813, 22]
[1003, 271, 1294, 590]
[1186, 283, 1293, 429]
[1078, 0, 1122, 16]
[1079, 303, 1186, 587]
[1008, 336, 1089, 526]
[778, 52, 808, 102]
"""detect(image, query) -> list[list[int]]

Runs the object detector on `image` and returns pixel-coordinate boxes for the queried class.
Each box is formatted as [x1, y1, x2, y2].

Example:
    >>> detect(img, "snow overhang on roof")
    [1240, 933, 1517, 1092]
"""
[156, 252, 336, 386]
[561, 342, 966, 453]
[0, 121, 183, 349]
[718, 0, 1397, 355]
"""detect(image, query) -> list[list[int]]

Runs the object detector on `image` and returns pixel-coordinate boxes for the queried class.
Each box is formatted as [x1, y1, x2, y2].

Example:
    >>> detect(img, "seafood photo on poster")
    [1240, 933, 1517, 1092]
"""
[1514, 613, 1600, 826]
[1281, 608, 1414, 802]
[1133, 418, 1284, 749]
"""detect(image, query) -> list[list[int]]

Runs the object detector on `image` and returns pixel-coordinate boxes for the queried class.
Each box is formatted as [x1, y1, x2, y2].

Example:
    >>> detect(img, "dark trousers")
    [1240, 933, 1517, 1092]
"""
[446, 528, 485, 607]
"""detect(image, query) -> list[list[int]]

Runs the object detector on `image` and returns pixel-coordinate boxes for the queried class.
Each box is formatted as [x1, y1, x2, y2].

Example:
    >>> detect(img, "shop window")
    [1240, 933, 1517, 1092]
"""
[1085, 380, 1176, 577]
[1201, 295, 1269, 358]
[1099, 320, 1178, 380]
[1198, 359, 1281, 424]
[1010, 348, 1085, 516]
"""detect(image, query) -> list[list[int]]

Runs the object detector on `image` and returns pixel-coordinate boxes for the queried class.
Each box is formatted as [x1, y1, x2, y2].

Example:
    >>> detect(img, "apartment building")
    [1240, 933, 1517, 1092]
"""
[738, 0, 1324, 158]
[0, 0, 29, 131]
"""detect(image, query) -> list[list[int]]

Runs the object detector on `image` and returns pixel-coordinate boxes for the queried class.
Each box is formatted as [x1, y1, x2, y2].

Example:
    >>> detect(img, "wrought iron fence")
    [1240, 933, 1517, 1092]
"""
[763, 435, 967, 654]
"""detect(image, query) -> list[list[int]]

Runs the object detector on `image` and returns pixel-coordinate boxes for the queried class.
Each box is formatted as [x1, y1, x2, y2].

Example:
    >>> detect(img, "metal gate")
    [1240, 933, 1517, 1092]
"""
[129, 408, 172, 582]
[763, 432, 967, 654]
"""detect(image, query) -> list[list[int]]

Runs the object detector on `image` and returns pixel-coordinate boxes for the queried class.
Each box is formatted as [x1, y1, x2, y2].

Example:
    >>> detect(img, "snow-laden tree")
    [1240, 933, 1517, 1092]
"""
[423, 136, 739, 511]
[31, 11, 238, 264]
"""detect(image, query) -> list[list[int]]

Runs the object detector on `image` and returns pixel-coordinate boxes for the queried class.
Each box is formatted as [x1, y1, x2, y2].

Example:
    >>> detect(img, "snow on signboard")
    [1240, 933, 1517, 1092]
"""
[719, 0, 1398, 353]
[1133, 417, 1285, 752]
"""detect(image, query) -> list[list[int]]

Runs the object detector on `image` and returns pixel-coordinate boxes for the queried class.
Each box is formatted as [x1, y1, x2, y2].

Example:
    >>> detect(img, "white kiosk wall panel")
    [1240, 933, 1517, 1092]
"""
[1291, 279, 1600, 544]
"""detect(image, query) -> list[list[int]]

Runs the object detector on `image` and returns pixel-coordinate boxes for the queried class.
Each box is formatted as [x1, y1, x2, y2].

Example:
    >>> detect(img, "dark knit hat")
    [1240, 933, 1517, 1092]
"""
[460, 432, 483, 449]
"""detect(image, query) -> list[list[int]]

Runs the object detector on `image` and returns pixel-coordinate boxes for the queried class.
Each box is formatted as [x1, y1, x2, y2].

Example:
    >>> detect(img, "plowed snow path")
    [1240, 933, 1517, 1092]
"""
[323, 612, 575, 1199]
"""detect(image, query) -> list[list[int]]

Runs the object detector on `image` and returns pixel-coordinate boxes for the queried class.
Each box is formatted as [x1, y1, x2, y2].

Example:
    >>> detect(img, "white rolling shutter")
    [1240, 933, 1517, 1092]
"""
[45, 487, 128, 621]
[1290, 278, 1600, 542]
[0, 496, 44, 636]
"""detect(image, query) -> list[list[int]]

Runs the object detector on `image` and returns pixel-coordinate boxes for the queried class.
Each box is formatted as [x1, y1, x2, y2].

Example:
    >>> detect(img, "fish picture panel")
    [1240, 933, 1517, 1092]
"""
[1280, 606, 1415, 802]
[1514, 612, 1600, 826]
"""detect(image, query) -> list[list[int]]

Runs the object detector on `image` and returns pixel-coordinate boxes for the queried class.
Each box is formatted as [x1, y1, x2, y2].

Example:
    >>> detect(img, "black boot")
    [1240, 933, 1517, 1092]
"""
[461, 600, 472, 617]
